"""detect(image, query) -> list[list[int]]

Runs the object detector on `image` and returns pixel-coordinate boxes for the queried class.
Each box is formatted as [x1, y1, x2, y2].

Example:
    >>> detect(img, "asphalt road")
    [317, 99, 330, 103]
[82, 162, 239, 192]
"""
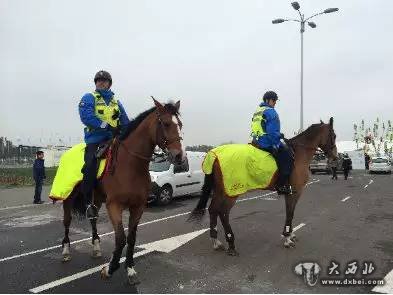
[0, 170, 392, 293]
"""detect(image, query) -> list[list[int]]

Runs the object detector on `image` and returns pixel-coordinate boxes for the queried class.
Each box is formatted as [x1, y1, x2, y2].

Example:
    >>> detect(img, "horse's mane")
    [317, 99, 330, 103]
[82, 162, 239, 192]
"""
[120, 102, 180, 140]
[289, 123, 324, 143]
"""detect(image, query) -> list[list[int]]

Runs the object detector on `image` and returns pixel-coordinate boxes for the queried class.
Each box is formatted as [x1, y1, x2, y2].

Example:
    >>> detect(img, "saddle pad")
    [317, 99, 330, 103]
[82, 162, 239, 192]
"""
[202, 144, 277, 197]
[49, 143, 106, 201]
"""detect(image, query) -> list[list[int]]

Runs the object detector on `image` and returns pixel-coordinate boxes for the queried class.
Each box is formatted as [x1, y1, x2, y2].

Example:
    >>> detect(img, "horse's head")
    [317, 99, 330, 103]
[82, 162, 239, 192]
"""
[318, 117, 338, 160]
[152, 97, 185, 165]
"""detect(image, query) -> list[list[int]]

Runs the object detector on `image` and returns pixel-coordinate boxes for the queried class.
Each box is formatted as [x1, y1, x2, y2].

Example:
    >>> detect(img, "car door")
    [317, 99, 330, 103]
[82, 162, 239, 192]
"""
[172, 158, 191, 196]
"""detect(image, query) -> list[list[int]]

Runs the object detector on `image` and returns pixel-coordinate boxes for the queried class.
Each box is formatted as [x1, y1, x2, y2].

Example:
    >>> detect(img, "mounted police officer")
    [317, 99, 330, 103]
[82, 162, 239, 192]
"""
[250, 91, 294, 195]
[79, 70, 130, 219]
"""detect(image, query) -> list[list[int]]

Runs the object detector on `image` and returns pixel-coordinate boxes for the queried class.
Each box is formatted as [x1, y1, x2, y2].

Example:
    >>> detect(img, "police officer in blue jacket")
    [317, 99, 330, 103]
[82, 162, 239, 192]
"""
[79, 70, 130, 219]
[33, 151, 46, 204]
[250, 91, 293, 195]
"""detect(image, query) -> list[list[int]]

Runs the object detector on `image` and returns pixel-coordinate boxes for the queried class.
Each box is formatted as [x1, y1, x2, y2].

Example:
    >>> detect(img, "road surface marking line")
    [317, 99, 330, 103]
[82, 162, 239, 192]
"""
[293, 223, 306, 232]
[29, 229, 209, 293]
[0, 202, 56, 211]
[372, 268, 393, 293]
[341, 196, 351, 202]
[29, 249, 150, 293]
[2, 180, 319, 262]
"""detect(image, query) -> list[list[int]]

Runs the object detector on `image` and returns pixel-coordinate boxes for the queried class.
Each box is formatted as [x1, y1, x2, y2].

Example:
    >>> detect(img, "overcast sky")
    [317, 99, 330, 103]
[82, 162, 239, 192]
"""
[1, 0, 392, 147]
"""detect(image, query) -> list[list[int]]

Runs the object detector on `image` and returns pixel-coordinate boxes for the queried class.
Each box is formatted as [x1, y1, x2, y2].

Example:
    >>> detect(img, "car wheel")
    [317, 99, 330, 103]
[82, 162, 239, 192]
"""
[156, 185, 173, 206]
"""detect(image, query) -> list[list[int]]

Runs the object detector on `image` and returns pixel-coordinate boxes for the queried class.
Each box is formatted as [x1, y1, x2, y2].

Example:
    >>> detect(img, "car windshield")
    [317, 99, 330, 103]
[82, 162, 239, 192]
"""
[149, 159, 171, 172]
[372, 158, 388, 163]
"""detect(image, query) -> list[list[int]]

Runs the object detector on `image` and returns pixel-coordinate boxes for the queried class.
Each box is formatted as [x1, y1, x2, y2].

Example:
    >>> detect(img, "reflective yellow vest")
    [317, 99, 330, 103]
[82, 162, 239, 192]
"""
[92, 91, 120, 128]
[250, 106, 269, 139]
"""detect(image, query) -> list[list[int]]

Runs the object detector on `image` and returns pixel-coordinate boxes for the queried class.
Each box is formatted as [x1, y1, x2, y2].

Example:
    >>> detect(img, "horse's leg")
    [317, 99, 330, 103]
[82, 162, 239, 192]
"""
[62, 198, 72, 262]
[219, 200, 238, 256]
[209, 202, 224, 251]
[90, 200, 103, 258]
[125, 206, 144, 285]
[101, 202, 126, 279]
[282, 193, 299, 248]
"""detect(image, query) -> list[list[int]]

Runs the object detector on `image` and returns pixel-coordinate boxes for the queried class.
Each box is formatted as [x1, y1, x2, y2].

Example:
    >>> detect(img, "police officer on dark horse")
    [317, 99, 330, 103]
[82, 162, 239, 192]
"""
[251, 91, 294, 195]
[79, 70, 130, 219]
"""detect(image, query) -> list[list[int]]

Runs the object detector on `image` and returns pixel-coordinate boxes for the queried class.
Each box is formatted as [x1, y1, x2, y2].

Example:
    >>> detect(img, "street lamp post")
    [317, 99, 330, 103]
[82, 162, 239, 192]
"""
[272, 2, 338, 132]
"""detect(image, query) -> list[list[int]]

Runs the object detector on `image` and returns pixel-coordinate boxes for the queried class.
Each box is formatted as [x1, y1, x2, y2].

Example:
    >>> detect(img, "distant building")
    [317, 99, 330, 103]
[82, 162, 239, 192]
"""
[42, 145, 70, 167]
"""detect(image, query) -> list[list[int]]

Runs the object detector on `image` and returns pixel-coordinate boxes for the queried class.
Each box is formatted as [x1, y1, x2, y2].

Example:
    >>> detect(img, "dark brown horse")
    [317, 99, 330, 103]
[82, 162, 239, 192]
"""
[61, 98, 184, 284]
[189, 118, 337, 255]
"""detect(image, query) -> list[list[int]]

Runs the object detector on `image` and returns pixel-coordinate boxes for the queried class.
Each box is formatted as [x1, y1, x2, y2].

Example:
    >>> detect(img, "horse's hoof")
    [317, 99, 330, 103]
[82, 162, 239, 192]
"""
[128, 274, 141, 285]
[92, 250, 102, 258]
[227, 248, 239, 256]
[62, 254, 71, 262]
[284, 240, 296, 248]
[100, 266, 111, 279]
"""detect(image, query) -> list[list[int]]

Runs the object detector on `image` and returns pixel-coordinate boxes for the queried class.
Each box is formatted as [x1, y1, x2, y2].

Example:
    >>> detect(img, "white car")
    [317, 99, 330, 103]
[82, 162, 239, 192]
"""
[369, 156, 392, 174]
[149, 151, 206, 205]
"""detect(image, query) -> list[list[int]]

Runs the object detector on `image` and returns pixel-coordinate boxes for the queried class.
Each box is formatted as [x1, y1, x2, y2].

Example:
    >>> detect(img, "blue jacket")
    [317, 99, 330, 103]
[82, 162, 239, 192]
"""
[79, 89, 130, 144]
[33, 159, 46, 181]
[254, 102, 283, 149]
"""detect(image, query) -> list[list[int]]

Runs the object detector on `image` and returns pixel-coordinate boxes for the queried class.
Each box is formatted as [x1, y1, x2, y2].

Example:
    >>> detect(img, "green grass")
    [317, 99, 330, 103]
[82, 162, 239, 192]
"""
[0, 167, 58, 188]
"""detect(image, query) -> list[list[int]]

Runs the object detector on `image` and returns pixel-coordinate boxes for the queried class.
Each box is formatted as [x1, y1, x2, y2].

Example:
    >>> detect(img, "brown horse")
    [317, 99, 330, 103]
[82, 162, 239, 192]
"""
[189, 118, 337, 255]
[61, 98, 184, 285]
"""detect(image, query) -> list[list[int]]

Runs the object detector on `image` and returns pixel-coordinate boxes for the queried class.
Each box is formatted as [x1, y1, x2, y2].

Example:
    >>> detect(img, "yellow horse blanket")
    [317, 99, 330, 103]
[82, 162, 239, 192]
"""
[202, 144, 277, 197]
[49, 143, 106, 201]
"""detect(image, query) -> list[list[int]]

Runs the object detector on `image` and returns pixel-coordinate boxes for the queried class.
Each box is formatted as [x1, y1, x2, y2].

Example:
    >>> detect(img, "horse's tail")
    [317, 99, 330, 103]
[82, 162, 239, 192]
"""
[188, 173, 214, 222]
[70, 185, 87, 219]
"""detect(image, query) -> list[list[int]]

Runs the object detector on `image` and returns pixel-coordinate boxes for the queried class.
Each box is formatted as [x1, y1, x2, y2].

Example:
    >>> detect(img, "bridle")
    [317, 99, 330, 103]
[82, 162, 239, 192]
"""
[155, 110, 183, 154]
[290, 124, 336, 155]
[320, 125, 336, 157]
[118, 109, 183, 162]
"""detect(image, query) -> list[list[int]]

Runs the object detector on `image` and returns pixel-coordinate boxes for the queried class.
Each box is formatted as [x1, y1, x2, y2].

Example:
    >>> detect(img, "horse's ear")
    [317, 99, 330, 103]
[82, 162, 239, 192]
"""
[320, 119, 325, 124]
[151, 96, 164, 110]
[329, 117, 334, 127]
[175, 100, 180, 112]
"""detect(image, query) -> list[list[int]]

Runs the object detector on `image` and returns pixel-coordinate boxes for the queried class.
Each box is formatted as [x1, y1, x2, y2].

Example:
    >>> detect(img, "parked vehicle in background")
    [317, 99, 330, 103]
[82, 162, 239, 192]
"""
[149, 151, 206, 205]
[369, 156, 392, 174]
[310, 151, 344, 174]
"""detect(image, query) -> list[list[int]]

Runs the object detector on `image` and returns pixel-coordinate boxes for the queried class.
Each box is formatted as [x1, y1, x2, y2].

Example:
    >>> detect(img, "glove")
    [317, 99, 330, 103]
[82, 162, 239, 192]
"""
[112, 109, 120, 120]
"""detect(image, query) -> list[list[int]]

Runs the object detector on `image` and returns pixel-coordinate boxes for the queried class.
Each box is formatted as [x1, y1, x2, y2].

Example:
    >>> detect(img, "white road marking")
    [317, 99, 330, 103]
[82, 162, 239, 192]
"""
[341, 196, 351, 202]
[0, 202, 56, 211]
[364, 179, 374, 189]
[293, 223, 306, 232]
[29, 229, 209, 293]
[0, 180, 319, 263]
[372, 268, 393, 293]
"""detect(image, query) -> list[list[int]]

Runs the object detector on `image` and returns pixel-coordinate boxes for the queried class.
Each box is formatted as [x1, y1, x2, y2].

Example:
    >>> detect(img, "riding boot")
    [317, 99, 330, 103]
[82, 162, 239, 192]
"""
[276, 174, 292, 195]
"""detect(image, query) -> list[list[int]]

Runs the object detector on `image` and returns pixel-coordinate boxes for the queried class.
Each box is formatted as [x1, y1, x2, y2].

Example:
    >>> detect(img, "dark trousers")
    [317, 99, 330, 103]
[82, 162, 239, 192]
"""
[331, 167, 338, 180]
[34, 179, 43, 202]
[82, 143, 100, 204]
[343, 169, 349, 180]
[264, 146, 294, 186]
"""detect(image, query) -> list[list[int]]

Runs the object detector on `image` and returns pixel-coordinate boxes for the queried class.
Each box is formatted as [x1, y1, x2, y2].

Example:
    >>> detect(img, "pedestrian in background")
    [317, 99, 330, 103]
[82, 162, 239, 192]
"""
[33, 151, 46, 204]
[328, 157, 338, 180]
[342, 153, 352, 180]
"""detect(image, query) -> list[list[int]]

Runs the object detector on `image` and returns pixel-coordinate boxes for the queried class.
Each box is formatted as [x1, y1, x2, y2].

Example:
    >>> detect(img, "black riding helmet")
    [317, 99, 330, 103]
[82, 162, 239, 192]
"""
[263, 91, 278, 102]
[94, 70, 112, 86]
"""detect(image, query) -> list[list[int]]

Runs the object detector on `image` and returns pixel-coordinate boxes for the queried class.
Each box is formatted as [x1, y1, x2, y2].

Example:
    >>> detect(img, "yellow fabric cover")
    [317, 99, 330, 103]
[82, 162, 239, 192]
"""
[202, 144, 277, 197]
[49, 143, 106, 200]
